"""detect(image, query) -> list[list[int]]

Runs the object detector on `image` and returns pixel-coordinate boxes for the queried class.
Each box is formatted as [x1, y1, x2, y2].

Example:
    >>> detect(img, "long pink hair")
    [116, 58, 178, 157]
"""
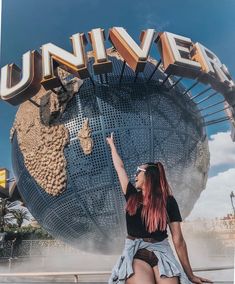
[126, 162, 172, 232]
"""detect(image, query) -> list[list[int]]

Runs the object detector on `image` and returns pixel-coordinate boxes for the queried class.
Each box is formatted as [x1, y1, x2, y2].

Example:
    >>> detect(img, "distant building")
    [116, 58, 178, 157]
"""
[182, 214, 235, 247]
[0, 168, 21, 201]
[0, 168, 9, 197]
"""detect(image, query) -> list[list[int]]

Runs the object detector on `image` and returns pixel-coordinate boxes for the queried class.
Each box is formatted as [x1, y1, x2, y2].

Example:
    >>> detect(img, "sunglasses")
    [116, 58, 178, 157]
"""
[135, 167, 146, 176]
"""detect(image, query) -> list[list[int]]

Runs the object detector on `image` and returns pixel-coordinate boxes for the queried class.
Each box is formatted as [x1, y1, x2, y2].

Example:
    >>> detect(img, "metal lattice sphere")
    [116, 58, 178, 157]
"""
[11, 54, 210, 253]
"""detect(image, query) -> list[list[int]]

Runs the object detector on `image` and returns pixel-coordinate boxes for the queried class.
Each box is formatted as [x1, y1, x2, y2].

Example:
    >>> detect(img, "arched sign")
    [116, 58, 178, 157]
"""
[1, 27, 235, 139]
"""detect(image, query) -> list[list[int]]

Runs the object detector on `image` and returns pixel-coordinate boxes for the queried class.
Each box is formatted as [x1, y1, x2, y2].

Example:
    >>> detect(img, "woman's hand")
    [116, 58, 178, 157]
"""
[106, 132, 115, 147]
[189, 274, 213, 284]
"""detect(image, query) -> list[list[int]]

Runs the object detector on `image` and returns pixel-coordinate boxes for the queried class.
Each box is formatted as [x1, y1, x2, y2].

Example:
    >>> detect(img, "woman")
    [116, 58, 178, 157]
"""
[106, 133, 213, 284]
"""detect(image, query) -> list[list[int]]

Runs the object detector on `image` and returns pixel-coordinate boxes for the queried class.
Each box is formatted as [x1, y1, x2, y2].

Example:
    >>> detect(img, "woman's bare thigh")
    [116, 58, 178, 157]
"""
[153, 266, 179, 284]
[126, 259, 156, 284]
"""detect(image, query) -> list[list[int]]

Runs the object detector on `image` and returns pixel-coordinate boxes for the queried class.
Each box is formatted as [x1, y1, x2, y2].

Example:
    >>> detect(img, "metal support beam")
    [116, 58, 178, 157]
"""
[28, 98, 40, 108]
[134, 72, 139, 82]
[197, 99, 225, 112]
[183, 81, 199, 95]
[119, 61, 126, 84]
[105, 73, 108, 84]
[196, 91, 218, 104]
[147, 59, 162, 81]
[203, 104, 235, 118]
[99, 74, 103, 84]
[89, 74, 95, 86]
[190, 87, 212, 100]
[169, 77, 183, 90]
[160, 74, 171, 86]
[204, 116, 230, 126]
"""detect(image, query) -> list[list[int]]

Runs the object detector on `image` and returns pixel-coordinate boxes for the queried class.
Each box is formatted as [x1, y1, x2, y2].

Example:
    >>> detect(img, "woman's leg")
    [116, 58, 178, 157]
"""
[153, 266, 179, 284]
[126, 259, 156, 284]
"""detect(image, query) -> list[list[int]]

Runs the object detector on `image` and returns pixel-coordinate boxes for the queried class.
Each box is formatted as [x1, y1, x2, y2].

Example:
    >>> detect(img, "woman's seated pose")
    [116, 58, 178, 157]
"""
[107, 133, 213, 284]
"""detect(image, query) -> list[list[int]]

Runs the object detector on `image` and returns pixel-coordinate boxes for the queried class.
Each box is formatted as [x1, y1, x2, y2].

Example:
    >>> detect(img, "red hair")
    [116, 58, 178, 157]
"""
[126, 162, 172, 232]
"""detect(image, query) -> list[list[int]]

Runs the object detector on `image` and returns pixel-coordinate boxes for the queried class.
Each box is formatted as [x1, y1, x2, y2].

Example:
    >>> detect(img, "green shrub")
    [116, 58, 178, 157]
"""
[3, 225, 53, 240]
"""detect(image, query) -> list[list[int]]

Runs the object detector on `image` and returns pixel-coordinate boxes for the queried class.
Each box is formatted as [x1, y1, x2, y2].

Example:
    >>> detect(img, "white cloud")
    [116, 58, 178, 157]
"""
[208, 131, 235, 167]
[186, 167, 235, 220]
[186, 131, 235, 220]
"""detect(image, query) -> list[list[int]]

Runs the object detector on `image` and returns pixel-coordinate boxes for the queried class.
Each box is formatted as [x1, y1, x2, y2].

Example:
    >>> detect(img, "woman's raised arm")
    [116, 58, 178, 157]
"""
[106, 133, 129, 194]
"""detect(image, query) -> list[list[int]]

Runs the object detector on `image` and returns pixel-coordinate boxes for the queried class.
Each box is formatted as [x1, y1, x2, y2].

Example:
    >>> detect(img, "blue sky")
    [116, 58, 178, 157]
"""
[1, 0, 235, 219]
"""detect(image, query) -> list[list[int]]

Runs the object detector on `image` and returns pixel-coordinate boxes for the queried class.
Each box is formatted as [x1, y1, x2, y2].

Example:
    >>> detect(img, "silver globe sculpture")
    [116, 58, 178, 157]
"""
[11, 53, 209, 253]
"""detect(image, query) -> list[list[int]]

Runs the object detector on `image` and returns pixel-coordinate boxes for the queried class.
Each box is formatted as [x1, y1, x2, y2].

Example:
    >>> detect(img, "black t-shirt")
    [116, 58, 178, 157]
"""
[125, 182, 182, 241]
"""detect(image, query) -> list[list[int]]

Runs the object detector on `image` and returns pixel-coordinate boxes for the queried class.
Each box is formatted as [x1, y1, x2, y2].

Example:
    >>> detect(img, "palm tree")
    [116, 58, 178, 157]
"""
[0, 199, 22, 230]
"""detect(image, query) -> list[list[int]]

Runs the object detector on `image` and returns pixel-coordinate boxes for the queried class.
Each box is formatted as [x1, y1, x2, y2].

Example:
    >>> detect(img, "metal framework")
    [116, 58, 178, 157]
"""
[11, 55, 210, 253]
